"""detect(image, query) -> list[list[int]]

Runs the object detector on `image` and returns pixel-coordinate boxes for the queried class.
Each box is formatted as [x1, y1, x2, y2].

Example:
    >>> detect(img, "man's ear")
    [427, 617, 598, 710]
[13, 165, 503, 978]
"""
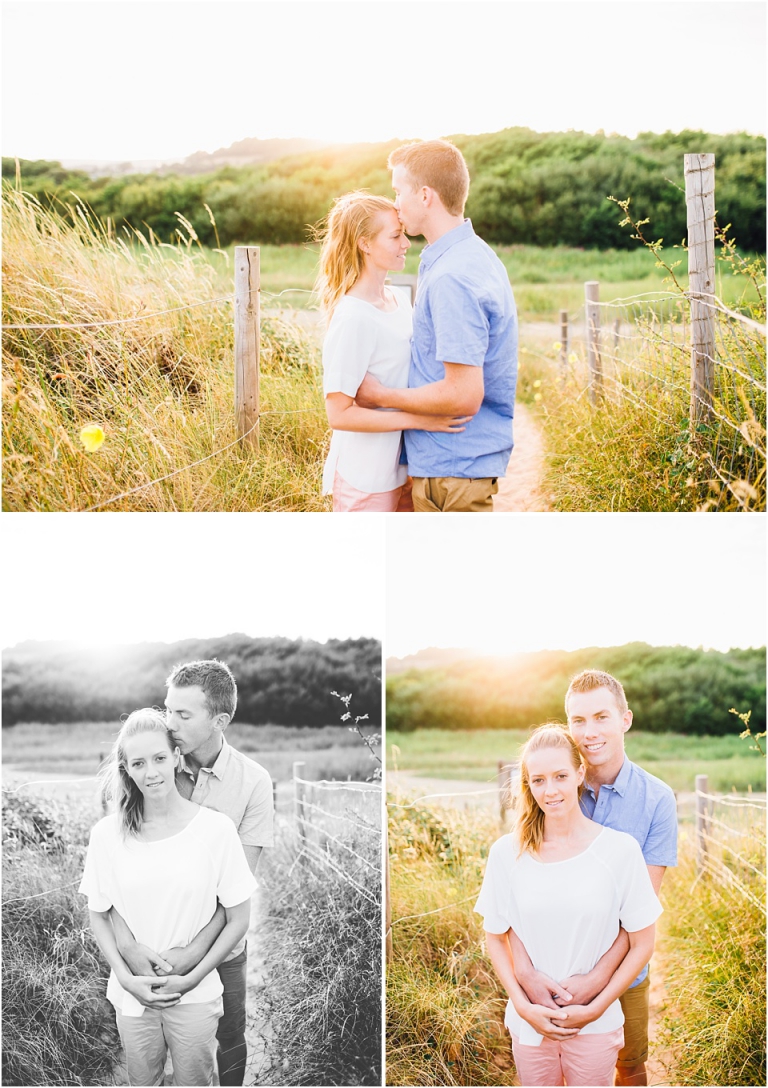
[215, 713, 231, 732]
[622, 709, 633, 734]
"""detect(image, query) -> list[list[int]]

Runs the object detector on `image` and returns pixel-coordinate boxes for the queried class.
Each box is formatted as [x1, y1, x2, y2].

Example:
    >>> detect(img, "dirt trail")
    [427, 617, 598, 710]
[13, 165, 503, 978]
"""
[493, 402, 550, 512]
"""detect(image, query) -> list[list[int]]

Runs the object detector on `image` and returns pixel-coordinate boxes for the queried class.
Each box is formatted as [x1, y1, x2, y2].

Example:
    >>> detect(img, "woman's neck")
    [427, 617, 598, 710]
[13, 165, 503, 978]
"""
[141, 785, 187, 824]
[541, 805, 592, 843]
[347, 265, 391, 308]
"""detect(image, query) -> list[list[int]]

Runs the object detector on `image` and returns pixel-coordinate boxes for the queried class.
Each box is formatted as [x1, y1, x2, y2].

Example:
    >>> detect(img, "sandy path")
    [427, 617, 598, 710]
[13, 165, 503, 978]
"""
[493, 402, 550, 512]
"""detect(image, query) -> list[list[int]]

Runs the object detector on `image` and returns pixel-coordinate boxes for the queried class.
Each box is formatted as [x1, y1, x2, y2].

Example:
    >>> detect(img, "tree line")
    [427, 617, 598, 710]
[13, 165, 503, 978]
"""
[3, 126, 765, 252]
[2, 635, 381, 727]
[386, 643, 766, 736]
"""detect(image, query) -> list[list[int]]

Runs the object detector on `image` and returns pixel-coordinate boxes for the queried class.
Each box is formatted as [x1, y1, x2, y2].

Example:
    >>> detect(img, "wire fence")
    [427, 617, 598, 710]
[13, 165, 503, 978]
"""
[565, 288, 766, 510]
[293, 768, 382, 908]
[695, 786, 766, 915]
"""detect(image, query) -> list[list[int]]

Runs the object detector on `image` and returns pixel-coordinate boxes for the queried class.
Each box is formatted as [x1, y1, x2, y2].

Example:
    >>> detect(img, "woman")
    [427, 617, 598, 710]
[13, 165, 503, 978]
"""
[314, 191, 470, 512]
[79, 709, 256, 1087]
[475, 726, 662, 1087]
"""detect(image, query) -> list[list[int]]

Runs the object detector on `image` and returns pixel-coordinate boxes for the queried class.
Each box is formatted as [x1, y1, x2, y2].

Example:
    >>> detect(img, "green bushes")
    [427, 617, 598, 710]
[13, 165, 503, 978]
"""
[4, 126, 764, 250]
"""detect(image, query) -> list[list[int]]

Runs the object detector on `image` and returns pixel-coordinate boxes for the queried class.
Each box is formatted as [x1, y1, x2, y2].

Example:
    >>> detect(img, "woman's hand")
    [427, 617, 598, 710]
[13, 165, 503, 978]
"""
[151, 973, 198, 997]
[518, 1003, 580, 1040]
[415, 413, 473, 433]
[559, 1003, 601, 1029]
[121, 974, 182, 1009]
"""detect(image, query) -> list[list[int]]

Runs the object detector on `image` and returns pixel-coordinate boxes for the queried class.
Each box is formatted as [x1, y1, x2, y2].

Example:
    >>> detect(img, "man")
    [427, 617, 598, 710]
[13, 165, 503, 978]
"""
[111, 659, 274, 1087]
[356, 139, 518, 512]
[508, 670, 677, 1087]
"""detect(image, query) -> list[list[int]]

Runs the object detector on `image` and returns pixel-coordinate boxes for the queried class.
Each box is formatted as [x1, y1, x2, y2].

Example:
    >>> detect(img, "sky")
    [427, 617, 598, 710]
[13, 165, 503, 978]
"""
[385, 514, 767, 659]
[2, 1, 765, 164]
[1, 514, 384, 649]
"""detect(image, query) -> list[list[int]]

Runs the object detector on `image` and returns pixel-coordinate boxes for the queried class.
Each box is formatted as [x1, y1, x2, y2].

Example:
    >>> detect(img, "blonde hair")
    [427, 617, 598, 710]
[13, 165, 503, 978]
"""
[565, 669, 629, 715]
[388, 140, 470, 216]
[312, 191, 398, 318]
[100, 708, 175, 837]
[515, 725, 585, 857]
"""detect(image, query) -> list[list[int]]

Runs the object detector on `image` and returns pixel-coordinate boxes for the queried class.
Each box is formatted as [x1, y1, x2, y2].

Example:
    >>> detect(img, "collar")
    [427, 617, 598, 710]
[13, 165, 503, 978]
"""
[178, 736, 231, 780]
[419, 218, 475, 270]
[585, 756, 632, 798]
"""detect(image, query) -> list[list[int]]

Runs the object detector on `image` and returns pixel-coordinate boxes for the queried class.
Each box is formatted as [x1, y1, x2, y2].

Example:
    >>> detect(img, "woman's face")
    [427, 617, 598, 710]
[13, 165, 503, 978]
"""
[123, 730, 179, 799]
[361, 208, 410, 273]
[525, 745, 585, 816]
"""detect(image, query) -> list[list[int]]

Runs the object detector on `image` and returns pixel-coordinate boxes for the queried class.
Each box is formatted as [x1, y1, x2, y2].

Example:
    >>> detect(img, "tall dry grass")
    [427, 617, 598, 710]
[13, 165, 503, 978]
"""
[2, 791, 120, 1086]
[2, 189, 329, 510]
[253, 801, 382, 1085]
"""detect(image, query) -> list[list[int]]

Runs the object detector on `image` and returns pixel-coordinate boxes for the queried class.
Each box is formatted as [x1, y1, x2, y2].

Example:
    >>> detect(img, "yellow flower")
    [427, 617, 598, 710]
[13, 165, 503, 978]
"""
[534, 393, 542, 402]
[80, 424, 105, 452]
[552, 341, 562, 351]
[533, 380, 541, 388]
[568, 352, 579, 364]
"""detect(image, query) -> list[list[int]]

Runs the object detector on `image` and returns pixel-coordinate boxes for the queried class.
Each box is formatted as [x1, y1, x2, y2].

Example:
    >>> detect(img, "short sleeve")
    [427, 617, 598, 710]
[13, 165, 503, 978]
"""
[237, 774, 274, 848]
[429, 275, 489, 367]
[474, 839, 511, 934]
[322, 306, 378, 397]
[78, 821, 115, 912]
[642, 788, 678, 867]
[214, 816, 258, 907]
[616, 835, 663, 933]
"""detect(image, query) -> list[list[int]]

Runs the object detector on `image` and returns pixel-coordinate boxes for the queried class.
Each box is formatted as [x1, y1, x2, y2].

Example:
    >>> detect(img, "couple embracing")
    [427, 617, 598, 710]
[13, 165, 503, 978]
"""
[79, 659, 273, 1087]
[316, 138, 518, 513]
[476, 669, 678, 1088]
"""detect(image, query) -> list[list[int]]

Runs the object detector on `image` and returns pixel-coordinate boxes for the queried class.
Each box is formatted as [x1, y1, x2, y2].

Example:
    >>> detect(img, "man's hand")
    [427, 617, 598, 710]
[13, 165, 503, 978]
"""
[154, 946, 199, 977]
[519, 969, 573, 1010]
[355, 373, 388, 409]
[554, 973, 601, 1006]
[119, 942, 173, 977]
[122, 974, 182, 1009]
[520, 1003, 580, 1040]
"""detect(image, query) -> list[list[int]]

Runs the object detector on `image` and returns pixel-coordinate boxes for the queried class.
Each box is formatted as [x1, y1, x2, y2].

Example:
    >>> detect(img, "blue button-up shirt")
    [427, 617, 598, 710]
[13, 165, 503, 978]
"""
[403, 219, 518, 478]
[581, 757, 678, 986]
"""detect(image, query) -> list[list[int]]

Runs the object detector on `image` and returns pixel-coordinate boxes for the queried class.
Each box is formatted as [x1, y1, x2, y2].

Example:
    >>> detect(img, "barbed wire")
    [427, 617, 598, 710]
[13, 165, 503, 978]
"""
[295, 815, 380, 874]
[4, 296, 232, 331]
[4, 879, 82, 905]
[390, 891, 480, 927]
[696, 790, 766, 811]
[387, 785, 499, 808]
[295, 776, 380, 794]
[298, 797, 381, 835]
[297, 838, 379, 906]
[699, 853, 766, 914]
[2, 776, 99, 793]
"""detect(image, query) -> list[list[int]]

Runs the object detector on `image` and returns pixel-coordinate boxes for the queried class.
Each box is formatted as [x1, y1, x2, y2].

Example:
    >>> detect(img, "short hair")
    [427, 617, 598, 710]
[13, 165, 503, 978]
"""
[312, 191, 398, 317]
[565, 670, 629, 715]
[388, 140, 470, 216]
[165, 659, 237, 719]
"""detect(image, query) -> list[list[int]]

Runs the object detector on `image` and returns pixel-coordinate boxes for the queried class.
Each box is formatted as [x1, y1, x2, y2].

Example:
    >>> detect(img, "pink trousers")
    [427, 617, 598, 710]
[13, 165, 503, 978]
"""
[511, 1026, 625, 1086]
[332, 471, 413, 512]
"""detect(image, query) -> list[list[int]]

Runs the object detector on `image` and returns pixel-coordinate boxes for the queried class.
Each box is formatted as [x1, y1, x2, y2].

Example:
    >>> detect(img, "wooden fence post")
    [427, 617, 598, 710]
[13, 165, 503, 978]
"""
[234, 245, 260, 448]
[559, 309, 569, 381]
[684, 154, 716, 427]
[585, 281, 602, 402]
[293, 760, 306, 855]
[695, 773, 709, 874]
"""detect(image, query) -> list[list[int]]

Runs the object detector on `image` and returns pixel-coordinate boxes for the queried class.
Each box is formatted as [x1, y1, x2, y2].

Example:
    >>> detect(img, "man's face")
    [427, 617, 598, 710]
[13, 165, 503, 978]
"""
[566, 686, 632, 773]
[165, 683, 218, 755]
[391, 164, 425, 237]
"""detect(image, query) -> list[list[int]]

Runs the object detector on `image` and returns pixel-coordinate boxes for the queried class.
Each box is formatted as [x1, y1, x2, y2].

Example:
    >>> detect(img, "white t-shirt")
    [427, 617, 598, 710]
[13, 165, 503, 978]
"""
[79, 807, 257, 1017]
[474, 826, 662, 1046]
[322, 289, 413, 495]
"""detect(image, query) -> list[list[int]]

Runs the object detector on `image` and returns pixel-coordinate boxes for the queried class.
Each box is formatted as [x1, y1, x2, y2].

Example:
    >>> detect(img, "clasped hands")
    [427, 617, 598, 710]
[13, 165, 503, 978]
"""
[520, 970, 602, 1039]
[121, 941, 197, 1009]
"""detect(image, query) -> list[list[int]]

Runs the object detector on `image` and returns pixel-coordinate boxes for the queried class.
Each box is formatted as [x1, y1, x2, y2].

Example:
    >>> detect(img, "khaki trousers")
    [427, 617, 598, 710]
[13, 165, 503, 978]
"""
[411, 476, 498, 512]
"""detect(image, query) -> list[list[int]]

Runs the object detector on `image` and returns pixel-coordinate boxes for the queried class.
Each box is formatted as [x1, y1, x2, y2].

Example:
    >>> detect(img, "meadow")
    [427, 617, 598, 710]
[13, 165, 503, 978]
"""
[2, 721, 382, 1086]
[4, 187, 763, 512]
[386, 788, 766, 1087]
[387, 728, 767, 794]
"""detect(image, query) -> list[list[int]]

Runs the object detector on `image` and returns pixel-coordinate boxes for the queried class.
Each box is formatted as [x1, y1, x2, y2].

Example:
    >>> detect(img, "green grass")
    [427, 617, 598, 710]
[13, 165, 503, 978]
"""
[387, 729, 766, 794]
[1, 721, 381, 783]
